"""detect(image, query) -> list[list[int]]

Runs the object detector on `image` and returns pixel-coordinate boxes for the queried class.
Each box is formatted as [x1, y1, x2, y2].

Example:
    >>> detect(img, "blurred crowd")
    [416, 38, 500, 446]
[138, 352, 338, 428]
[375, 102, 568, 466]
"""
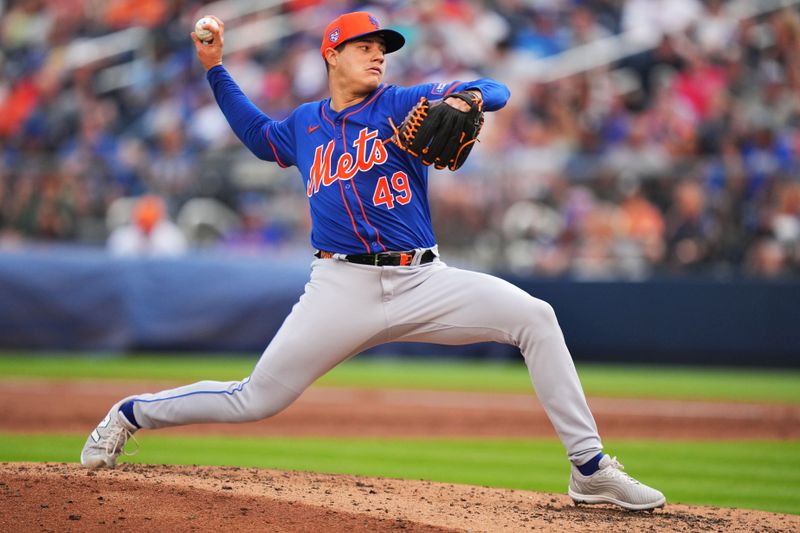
[2, 0, 800, 278]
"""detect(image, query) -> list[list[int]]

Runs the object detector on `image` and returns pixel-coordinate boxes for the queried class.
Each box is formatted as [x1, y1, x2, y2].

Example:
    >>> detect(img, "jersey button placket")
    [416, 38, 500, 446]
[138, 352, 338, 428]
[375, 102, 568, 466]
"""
[342, 148, 376, 253]
[336, 119, 371, 251]
[338, 111, 383, 254]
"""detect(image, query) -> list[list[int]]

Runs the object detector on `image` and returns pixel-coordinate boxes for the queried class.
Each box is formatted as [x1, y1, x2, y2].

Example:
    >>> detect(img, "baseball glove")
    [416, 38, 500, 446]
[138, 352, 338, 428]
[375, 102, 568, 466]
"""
[389, 91, 484, 171]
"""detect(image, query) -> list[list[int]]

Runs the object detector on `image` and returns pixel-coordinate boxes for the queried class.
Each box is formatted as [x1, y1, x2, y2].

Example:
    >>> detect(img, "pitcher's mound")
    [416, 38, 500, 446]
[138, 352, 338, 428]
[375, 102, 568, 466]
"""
[1, 462, 797, 532]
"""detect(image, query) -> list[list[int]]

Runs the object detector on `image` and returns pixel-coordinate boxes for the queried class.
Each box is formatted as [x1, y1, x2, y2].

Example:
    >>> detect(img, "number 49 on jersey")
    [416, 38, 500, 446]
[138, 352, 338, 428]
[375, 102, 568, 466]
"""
[373, 171, 412, 209]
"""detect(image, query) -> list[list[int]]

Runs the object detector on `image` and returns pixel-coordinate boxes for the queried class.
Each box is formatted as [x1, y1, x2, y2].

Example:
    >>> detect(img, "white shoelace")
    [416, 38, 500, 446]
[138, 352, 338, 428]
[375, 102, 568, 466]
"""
[602, 456, 640, 485]
[105, 425, 140, 458]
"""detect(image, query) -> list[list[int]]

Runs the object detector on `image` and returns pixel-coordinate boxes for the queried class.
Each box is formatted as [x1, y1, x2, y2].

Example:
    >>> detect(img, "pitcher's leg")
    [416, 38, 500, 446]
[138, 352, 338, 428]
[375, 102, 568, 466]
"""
[513, 302, 602, 465]
[390, 265, 602, 465]
[129, 261, 388, 429]
[128, 373, 301, 429]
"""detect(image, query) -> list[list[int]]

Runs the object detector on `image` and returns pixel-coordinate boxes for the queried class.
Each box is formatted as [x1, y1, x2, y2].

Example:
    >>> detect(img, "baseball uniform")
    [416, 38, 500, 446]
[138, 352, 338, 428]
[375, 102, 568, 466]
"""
[81, 12, 667, 511]
[117, 59, 603, 466]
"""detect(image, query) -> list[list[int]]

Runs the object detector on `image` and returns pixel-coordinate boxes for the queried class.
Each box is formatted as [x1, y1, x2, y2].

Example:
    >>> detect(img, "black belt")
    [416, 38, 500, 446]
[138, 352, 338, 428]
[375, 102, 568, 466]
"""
[316, 249, 437, 266]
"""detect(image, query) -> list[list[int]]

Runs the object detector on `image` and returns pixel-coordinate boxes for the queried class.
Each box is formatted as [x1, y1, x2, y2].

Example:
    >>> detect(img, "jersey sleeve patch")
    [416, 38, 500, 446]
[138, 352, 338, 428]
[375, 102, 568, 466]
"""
[431, 83, 448, 96]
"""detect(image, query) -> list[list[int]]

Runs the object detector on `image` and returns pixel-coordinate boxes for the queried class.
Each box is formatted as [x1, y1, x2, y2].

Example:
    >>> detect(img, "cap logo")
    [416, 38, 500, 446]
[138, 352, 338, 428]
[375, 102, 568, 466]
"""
[329, 28, 340, 43]
[368, 15, 380, 29]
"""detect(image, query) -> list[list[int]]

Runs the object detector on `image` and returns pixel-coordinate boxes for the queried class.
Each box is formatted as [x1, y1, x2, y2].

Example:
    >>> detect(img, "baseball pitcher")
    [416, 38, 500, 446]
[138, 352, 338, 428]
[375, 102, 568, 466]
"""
[81, 11, 665, 511]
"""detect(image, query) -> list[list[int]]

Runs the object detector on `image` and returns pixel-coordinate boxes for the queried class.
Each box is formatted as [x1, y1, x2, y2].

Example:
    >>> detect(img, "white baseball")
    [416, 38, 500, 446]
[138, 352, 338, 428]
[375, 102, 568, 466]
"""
[195, 17, 218, 42]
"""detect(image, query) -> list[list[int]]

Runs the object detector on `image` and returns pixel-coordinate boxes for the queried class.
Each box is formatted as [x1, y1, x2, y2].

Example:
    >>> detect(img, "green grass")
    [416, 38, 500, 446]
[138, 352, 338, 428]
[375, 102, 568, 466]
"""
[1, 353, 799, 403]
[2, 354, 798, 514]
[1, 433, 798, 515]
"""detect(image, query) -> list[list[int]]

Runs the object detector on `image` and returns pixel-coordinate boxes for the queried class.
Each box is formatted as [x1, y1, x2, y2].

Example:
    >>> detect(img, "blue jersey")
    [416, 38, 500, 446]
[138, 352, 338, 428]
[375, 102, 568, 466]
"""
[207, 66, 510, 254]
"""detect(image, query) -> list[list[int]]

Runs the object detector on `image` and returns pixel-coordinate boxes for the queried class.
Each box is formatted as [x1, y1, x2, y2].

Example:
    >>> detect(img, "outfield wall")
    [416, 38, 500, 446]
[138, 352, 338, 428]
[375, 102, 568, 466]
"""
[0, 249, 797, 367]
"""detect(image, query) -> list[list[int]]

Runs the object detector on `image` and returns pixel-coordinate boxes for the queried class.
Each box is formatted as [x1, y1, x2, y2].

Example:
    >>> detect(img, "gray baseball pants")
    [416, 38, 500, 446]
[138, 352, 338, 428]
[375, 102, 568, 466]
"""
[130, 257, 603, 465]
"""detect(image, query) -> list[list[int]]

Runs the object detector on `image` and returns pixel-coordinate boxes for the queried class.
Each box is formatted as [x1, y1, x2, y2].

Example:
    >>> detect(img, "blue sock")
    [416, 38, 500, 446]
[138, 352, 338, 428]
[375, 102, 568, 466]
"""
[119, 400, 141, 429]
[577, 452, 604, 476]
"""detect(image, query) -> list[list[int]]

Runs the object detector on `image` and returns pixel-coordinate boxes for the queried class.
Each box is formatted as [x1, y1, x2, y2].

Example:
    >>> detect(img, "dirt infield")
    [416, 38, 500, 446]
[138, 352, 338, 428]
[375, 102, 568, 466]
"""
[2, 378, 799, 439]
[2, 463, 799, 533]
[2, 378, 799, 532]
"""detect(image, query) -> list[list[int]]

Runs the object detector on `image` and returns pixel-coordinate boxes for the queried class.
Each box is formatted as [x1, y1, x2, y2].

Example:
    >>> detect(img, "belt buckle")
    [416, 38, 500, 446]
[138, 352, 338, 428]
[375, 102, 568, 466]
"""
[373, 250, 416, 266]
